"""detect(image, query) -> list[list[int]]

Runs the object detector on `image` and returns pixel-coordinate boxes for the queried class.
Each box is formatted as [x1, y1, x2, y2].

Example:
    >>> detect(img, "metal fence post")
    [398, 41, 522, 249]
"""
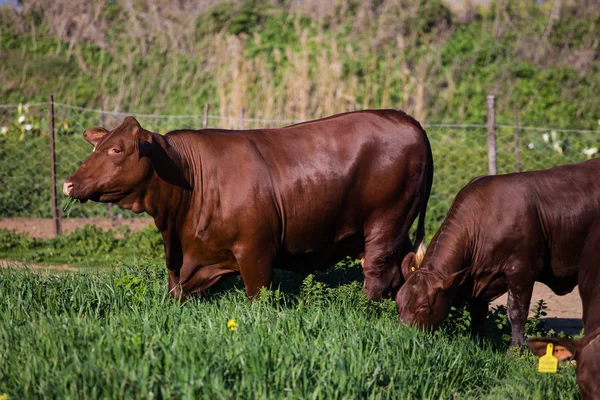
[513, 105, 521, 173]
[49, 94, 61, 236]
[203, 104, 210, 129]
[486, 95, 497, 175]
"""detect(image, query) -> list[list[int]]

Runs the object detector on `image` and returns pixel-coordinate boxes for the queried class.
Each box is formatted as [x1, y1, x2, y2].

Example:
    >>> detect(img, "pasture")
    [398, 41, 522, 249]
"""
[0, 226, 580, 399]
[1, 1, 598, 397]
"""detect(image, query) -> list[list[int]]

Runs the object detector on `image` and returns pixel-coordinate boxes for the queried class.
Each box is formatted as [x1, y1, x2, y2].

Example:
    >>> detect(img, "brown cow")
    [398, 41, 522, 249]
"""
[64, 110, 433, 300]
[528, 225, 600, 399]
[396, 159, 600, 347]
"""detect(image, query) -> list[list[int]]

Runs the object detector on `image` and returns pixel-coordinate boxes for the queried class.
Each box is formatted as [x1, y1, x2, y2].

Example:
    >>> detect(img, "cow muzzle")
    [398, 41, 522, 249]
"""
[63, 181, 74, 197]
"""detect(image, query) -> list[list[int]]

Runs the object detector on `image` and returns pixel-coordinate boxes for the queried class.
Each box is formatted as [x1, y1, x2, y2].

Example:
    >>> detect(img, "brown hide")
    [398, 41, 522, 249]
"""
[396, 159, 600, 348]
[65, 110, 433, 300]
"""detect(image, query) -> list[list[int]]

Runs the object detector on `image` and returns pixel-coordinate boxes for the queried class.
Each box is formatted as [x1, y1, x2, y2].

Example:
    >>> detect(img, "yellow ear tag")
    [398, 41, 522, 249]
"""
[411, 266, 416, 272]
[538, 343, 558, 373]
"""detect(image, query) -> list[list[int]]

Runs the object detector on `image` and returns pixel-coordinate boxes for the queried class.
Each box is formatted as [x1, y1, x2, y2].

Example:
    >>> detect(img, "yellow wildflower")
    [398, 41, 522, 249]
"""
[227, 319, 238, 331]
[0, 393, 9, 400]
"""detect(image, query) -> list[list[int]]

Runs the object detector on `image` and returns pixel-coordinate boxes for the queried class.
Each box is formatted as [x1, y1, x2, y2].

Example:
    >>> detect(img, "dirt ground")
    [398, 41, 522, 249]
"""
[0, 218, 584, 333]
[0, 217, 153, 240]
[491, 283, 583, 335]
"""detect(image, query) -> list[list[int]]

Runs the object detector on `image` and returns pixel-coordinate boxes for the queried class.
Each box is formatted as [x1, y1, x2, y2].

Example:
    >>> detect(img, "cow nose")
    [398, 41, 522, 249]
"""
[63, 181, 74, 196]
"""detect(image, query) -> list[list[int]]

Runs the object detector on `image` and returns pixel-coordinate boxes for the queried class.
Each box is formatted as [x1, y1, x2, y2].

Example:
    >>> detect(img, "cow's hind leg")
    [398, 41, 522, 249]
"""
[469, 299, 489, 342]
[362, 226, 412, 301]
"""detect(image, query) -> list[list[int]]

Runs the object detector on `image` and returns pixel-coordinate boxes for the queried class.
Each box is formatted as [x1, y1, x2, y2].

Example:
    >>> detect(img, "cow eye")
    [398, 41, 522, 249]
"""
[111, 148, 121, 154]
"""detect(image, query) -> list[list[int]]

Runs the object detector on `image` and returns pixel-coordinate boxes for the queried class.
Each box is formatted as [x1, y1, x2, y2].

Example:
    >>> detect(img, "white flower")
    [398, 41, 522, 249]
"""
[553, 141, 564, 155]
[0, 127, 7, 134]
[17, 115, 25, 124]
[551, 130, 558, 142]
[24, 124, 33, 131]
[542, 133, 550, 143]
[583, 147, 598, 159]
[528, 142, 535, 149]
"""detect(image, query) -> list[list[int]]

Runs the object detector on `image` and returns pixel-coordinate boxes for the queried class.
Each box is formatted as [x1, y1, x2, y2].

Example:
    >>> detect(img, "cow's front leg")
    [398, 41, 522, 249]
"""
[161, 227, 185, 299]
[234, 245, 276, 298]
[507, 276, 534, 348]
[167, 269, 184, 301]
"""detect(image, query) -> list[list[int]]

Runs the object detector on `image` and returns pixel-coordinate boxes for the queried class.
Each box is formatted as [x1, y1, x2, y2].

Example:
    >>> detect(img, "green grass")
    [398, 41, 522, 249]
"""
[0, 225, 163, 268]
[0, 264, 579, 399]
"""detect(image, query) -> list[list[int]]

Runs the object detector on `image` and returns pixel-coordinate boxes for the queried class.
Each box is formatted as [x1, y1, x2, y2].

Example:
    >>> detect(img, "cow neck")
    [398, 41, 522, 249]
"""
[422, 214, 470, 280]
[119, 159, 193, 232]
[149, 138, 195, 233]
[148, 173, 192, 232]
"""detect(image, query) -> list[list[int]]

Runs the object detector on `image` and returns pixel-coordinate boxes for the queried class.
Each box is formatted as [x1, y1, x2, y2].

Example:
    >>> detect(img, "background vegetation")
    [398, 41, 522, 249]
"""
[0, 0, 598, 227]
[0, 0, 599, 128]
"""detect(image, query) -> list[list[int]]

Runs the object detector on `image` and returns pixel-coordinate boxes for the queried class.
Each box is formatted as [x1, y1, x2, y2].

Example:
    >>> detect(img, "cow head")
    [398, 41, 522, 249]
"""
[63, 116, 190, 212]
[527, 335, 600, 396]
[396, 252, 469, 329]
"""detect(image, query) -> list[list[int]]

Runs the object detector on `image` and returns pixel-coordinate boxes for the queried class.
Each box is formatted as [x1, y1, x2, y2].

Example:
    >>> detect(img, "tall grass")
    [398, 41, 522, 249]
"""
[0, 264, 578, 399]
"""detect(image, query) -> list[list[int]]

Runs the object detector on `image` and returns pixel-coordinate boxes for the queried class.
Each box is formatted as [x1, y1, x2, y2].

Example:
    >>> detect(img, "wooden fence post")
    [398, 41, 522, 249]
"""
[513, 105, 521, 173]
[486, 95, 497, 175]
[49, 94, 61, 236]
[100, 93, 113, 221]
[203, 103, 209, 129]
[240, 107, 245, 130]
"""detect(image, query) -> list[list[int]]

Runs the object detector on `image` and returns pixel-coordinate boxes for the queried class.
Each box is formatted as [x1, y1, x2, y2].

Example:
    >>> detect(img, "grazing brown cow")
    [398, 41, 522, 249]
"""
[64, 110, 433, 300]
[528, 225, 600, 399]
[396, 159, 600, 347]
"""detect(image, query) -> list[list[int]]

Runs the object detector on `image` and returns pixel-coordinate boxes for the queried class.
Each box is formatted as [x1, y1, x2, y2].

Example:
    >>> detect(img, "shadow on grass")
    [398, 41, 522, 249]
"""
[542, 318, 583, 336]
[198, 257, 366, 301]
[439, 300, 584, 353]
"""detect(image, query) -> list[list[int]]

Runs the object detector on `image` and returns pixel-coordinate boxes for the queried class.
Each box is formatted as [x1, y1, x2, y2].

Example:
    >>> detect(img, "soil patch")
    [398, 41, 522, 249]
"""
[0, 217, 154, 239]
[491, 282, 583, 334]
[0, 259, 79, 272]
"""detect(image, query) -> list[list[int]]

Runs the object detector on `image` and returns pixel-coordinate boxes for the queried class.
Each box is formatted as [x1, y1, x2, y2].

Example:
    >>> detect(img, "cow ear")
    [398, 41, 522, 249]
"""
[527, 337, 580, 361]
[137, 129, 154, 158]
[441, 268, 469, 290]
[137, 131, 192, 191]
[83, 127, 109, 147]
[401, 252, 416, 280]
[123, 116, 142, 131]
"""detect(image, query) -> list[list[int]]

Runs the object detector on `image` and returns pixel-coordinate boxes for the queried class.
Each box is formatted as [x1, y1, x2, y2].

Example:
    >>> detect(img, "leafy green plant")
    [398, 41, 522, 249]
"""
[114, 274, 148, 304]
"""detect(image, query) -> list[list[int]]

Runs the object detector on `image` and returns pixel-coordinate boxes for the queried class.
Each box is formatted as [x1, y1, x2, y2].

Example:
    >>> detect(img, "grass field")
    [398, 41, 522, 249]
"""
[0, 227, 581, 399]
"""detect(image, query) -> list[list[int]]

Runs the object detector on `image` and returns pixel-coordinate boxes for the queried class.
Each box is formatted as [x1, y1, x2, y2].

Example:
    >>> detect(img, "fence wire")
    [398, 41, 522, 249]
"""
[0, 103, 597, 235]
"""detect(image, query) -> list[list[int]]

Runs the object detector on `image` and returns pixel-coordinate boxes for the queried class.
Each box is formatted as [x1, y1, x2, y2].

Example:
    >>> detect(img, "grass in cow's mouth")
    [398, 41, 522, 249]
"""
[62, 197, 79, 217]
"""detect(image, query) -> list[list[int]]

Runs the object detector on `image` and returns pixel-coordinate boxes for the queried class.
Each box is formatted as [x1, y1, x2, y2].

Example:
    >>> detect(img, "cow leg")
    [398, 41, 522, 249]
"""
[507, 276, 535, 348]
[362, 231, 411, 301]
[167, 269, 184, 301]
[469, 299, 488, 341]
[235, 247, 276, 298]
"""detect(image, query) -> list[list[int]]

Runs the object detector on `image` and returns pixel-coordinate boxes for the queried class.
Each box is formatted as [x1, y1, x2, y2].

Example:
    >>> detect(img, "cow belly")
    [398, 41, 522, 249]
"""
[537, 267, 578, 295]
[275, 231, 365, 274]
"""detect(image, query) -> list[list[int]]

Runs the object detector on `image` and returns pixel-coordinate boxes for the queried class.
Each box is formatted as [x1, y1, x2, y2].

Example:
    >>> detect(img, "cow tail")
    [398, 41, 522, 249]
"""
[413, 127, 433, 268]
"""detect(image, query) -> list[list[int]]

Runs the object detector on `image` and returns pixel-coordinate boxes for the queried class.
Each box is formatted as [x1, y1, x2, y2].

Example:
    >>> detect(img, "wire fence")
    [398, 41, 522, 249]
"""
[0, 102, 598, 236]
